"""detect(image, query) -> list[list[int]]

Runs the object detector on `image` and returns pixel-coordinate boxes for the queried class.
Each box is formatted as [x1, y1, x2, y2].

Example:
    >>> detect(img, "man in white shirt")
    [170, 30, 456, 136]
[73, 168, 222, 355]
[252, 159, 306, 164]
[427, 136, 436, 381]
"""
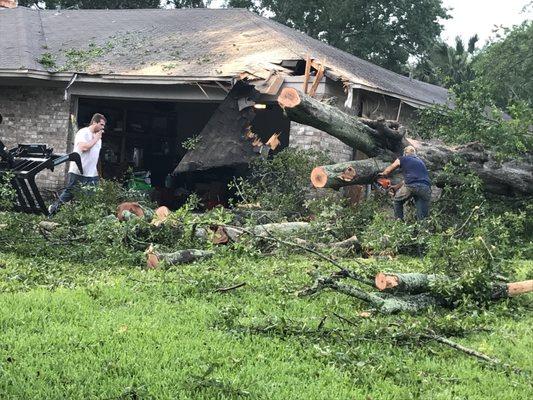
[48, 113, 105, 215]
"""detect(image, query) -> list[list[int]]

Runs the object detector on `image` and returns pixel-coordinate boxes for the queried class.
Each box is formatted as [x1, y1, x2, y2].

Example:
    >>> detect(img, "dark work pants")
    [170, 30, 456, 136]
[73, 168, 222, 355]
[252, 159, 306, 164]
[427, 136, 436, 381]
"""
[49, 173, 99, 215]
[393, 184, 431, 220]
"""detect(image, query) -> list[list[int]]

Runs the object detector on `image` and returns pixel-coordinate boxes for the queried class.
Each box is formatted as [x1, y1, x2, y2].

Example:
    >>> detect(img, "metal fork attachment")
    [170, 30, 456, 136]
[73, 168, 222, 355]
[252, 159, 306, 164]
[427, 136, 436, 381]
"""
[0, 140, 82, 214]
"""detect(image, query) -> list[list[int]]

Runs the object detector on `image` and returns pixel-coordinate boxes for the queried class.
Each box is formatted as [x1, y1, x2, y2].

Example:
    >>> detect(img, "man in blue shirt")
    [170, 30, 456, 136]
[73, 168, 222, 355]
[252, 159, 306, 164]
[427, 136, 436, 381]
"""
[380, 146, 431, 220]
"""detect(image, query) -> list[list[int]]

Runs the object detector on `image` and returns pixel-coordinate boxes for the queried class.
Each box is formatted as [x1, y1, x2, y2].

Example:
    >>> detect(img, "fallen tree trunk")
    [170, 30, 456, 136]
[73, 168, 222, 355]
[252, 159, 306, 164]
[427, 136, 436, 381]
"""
[302, 270, 532, 314]
[212, 222, 312, 243]
[278, 87, 397, 157]
[278, 88, 533, 196]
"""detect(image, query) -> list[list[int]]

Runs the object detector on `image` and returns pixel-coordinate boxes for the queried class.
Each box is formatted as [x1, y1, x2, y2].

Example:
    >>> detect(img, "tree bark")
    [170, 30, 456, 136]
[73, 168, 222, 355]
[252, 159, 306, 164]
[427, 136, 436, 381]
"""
[375, 272, 533, 299]
[145, 244, 214, 269]
[311, 159, 390, 189]
[301, 274, 442, 314]
[375, 272, 444, 294]
[278, 87, 395, 157]
[293, 235, 361, 252]
[278, 88, 533, 196]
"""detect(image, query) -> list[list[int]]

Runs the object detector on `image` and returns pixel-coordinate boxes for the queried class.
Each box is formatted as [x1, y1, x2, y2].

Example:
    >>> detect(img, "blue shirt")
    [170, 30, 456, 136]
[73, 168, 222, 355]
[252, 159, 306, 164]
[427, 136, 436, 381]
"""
[400, 155, 431, 187]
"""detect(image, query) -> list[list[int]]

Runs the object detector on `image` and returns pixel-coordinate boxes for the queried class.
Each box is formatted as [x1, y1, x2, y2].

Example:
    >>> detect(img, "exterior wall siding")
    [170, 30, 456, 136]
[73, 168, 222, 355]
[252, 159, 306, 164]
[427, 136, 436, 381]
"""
[0, 85, 71, 193]
[288, 122, 353, 163]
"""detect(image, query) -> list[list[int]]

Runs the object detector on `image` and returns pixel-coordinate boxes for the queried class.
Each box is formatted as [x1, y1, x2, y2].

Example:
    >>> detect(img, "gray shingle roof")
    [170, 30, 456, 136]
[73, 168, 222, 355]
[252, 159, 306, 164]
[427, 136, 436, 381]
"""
[0, 7, 448, 106]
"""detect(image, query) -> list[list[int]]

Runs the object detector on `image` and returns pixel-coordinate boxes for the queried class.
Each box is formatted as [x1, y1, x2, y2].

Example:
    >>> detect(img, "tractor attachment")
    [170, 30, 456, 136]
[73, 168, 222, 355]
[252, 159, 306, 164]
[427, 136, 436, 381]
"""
[0, 140, 82, 214]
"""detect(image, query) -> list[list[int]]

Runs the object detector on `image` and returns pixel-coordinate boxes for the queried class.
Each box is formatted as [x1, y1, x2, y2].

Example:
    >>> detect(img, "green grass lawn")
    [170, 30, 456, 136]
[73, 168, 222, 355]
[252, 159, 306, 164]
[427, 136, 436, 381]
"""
[0, 251, 531, 399]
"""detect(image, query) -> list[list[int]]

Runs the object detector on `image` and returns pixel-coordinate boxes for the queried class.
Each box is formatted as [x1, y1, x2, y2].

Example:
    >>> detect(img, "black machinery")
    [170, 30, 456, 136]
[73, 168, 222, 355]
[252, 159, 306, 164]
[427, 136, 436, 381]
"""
[0, 140, 82, 214]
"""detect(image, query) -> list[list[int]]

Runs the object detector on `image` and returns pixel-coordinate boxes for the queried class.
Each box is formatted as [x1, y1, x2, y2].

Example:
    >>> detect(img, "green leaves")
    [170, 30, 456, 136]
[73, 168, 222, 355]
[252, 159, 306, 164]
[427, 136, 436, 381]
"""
[0, 172, 16, 211]
[473, 21, 533, 109]
[229, 0, 448, 73]
[417, 81, 532, 161]
[231, 148, 331, 218]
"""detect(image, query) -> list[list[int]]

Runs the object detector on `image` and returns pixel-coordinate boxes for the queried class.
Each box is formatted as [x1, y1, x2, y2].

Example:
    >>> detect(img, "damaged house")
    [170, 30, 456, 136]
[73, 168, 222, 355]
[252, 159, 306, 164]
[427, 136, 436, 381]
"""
[0, 4, 449, 208]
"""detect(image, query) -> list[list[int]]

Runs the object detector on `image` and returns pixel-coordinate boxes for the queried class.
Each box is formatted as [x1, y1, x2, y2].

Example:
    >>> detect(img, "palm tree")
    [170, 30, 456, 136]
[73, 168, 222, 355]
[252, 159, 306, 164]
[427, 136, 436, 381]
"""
[413, 35, 479, 87]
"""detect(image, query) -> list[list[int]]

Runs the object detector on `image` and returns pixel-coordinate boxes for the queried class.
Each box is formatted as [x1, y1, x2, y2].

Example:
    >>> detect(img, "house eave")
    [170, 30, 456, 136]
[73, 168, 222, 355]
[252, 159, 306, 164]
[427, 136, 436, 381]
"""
[0, 69, 236, 85]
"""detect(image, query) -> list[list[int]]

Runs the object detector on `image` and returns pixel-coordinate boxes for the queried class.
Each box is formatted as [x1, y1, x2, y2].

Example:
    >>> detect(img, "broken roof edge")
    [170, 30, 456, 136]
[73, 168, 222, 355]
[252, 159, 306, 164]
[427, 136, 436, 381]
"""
[348, 82, 452, 108]
[0, 68, 448, 109]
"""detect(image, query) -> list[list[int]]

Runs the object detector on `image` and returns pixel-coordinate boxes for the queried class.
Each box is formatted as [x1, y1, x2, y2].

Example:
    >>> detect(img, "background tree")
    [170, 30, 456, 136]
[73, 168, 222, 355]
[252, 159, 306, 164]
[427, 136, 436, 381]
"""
[227, 0, 449, 74]
[412, 35, 479, 87]
[473, 21, 533, 109]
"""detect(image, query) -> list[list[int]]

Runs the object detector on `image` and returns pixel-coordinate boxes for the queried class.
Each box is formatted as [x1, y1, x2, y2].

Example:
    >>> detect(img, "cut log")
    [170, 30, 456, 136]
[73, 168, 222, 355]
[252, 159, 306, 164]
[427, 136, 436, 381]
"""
[311, 159, 390, 189]
[506, 280, 533, 296]
[304, 275, 442, 314]
[116, 202, 145, 221]
[376, 272, 533, 299]
[186, 222, 312, 245]
[213, 221, 312, 243]
[491, 280, 533, 299]
[144, 244, 214, 268]
[151, 206, 171, 227]
[278, 89, 533, 196]
[375, 272, 444, 294]
[293, 235, 361, 252]
[251, 221, 310, 237]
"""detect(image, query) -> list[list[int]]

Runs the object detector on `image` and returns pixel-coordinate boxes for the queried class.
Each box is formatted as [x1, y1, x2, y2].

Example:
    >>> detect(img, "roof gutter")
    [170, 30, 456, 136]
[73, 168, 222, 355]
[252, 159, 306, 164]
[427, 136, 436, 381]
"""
[0, 69, 236, 85]
[348, 82, 447, 109]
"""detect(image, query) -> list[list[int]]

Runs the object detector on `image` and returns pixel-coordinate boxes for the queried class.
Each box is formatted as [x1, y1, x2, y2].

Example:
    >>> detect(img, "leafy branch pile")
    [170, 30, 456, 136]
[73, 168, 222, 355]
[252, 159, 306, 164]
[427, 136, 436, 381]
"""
[0, 147, 531, 378]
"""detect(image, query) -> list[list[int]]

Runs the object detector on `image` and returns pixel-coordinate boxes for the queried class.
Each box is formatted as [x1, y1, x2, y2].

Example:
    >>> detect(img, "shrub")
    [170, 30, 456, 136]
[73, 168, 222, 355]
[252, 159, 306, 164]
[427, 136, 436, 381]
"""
[230, 148, 332, 218]
[0, 172, 16, 211]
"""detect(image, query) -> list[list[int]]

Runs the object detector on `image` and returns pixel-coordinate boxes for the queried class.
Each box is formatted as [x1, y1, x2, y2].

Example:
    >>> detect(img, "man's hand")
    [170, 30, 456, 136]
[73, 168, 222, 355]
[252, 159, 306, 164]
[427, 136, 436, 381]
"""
[388, 182, 403, 196]
[94, 130, 103, 141]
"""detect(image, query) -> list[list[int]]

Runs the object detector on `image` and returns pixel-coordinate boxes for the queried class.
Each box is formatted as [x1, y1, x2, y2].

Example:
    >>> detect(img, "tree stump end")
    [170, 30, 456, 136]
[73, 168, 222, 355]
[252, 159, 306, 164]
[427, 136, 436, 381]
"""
[146, 253, 159, 269]
[277, 87, 301, 108]
[375, 273, 399, 291]
[310, 166, 328, 188]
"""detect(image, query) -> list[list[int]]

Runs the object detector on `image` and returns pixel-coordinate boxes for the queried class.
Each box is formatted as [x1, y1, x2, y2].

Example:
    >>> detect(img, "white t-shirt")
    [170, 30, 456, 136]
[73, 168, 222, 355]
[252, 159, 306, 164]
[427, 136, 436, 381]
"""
[69, 127, 101, 177]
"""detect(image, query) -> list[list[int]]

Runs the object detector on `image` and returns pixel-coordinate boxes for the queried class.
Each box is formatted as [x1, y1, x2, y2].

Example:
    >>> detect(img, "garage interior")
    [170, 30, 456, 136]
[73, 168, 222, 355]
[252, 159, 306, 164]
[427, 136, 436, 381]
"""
[76, 96, 290, 209]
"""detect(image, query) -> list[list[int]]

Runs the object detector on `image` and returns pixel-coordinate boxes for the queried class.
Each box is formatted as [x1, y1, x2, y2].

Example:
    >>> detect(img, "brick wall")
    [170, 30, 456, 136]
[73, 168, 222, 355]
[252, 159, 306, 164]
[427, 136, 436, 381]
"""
[288, 122, 353, 163]
[0, 85, 71, 193]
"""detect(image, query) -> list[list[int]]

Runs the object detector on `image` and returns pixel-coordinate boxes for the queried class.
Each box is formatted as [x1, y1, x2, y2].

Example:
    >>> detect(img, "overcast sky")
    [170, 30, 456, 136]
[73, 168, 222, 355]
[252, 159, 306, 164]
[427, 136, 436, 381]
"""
[441, 0, 531, 45]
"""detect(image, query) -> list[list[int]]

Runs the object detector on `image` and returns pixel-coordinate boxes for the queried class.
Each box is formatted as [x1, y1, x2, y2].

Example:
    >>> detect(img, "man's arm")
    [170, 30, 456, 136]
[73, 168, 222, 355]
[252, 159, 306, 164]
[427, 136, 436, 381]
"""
[381, 158, 400, 177]
[77, 131, 102, 152]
